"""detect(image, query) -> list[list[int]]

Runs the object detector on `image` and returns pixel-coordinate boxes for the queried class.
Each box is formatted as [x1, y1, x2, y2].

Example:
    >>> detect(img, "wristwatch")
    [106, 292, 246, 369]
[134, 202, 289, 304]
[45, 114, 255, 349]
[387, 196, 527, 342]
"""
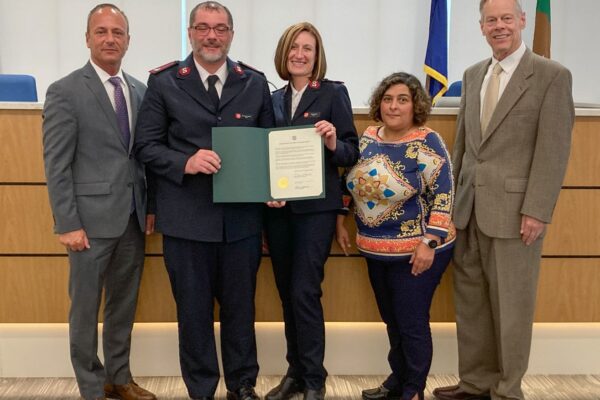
[421, 237, 438, 249]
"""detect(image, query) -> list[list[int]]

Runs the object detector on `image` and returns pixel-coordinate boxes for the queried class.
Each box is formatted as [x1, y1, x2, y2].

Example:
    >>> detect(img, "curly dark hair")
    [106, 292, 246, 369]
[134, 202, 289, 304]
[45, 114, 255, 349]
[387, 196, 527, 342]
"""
[369, 72, 432, 126]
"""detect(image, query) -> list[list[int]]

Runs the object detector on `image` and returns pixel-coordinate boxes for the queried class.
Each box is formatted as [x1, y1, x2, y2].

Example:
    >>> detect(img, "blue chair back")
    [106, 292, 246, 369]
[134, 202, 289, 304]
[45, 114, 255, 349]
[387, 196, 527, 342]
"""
[445, 80, 462, 97]
[0, 74, 38, 102]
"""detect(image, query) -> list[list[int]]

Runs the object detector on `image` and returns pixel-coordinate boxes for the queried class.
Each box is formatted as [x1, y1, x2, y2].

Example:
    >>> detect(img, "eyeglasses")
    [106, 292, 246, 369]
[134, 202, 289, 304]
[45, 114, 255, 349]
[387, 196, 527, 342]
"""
[191, 24, 231, 36]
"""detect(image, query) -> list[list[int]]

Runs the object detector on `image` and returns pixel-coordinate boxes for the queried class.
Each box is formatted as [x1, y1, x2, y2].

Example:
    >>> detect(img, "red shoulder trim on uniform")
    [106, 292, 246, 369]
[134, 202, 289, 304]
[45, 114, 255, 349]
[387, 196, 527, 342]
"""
[236, 60, 265, 76]
[149, 61, 179, 74]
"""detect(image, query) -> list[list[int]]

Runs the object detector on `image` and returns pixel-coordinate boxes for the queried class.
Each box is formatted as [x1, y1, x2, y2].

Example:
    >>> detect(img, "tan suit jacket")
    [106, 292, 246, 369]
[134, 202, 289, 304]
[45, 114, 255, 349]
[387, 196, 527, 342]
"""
[452, 49, 574, 238]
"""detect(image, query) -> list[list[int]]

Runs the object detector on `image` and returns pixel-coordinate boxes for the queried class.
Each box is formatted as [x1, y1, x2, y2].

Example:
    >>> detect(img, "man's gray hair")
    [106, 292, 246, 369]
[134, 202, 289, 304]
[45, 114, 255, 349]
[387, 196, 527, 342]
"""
[479, 0, 523, 15]
[189, 1, 234, 29]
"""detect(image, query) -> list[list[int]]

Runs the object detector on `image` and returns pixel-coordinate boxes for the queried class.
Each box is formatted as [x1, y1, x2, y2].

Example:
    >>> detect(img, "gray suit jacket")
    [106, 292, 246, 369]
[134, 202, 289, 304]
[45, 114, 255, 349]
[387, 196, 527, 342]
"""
[43, 62, 148, 238]
[452, 49, 574, 238]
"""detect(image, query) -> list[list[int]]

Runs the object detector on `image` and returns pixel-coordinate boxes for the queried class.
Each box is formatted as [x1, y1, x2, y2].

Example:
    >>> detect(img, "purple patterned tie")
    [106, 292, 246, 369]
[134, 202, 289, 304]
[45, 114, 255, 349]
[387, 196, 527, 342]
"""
[108, 76, 131, 148]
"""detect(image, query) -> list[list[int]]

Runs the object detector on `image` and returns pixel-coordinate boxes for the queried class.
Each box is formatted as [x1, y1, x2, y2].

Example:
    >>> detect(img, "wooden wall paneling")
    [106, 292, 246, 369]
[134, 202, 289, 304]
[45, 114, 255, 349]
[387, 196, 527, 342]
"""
[0, 257, 69, 322]
[563, 116, 600, 187]
[542, 189, 600, 256]
[0, 186, 62, 254]
[0, 110, 45, 182]
[535, 258, 600, 322]
[1, 256, 598, 323]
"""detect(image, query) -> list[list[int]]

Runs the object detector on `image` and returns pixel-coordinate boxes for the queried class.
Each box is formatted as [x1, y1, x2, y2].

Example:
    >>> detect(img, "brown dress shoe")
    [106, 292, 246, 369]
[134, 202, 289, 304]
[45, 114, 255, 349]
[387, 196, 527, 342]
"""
[104, 381, 157, 400]
[432, 385, 490, 400]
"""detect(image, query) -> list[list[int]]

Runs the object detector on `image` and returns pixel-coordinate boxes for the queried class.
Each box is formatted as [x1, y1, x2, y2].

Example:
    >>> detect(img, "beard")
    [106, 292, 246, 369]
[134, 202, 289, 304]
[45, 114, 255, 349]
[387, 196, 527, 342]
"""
[196, 39, 231, 64]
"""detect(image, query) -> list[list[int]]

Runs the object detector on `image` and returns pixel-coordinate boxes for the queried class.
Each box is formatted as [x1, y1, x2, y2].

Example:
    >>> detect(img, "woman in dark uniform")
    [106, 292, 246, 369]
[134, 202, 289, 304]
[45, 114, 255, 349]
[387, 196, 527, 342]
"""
[264, 21, 359, 400]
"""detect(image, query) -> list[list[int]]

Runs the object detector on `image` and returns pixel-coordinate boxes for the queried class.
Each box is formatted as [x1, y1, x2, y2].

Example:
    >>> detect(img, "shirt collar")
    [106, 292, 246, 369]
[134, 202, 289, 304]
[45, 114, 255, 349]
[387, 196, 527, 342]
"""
[194, 59, 228, 85]
[493, 41, 526, 75]
[89, 59, 125, 84]
[290, 82, 308, 100]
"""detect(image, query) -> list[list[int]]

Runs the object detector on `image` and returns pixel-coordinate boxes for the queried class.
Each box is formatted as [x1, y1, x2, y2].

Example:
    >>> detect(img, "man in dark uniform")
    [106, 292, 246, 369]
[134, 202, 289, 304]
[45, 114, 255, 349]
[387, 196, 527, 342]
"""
[133, 2, 274, 400]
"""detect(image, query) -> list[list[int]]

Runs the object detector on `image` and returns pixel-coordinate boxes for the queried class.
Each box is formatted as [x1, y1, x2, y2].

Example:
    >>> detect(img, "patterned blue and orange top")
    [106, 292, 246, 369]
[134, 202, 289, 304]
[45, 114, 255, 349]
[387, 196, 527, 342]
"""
[346, 125, 455, 261]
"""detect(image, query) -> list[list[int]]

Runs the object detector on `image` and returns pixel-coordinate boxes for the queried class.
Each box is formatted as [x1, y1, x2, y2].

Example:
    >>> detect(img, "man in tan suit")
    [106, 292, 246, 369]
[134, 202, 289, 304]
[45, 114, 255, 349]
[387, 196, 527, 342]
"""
[433, 1, 574, 400]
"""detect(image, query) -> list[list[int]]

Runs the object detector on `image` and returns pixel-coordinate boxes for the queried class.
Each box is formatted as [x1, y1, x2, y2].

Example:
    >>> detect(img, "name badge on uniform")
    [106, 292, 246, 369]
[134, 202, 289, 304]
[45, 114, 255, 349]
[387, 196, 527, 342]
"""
[235, 113, 254, 120]
[303, 112, 321, 119]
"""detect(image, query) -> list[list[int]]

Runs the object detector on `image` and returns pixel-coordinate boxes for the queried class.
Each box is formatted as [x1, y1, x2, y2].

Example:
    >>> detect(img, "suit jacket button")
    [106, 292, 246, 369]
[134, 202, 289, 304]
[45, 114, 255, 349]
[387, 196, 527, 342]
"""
[217, 116, 222, 121]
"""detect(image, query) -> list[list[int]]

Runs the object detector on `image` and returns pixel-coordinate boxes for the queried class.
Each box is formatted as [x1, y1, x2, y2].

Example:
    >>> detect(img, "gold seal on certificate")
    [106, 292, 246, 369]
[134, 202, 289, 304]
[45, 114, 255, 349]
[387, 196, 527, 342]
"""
[277, 177, 289, 189]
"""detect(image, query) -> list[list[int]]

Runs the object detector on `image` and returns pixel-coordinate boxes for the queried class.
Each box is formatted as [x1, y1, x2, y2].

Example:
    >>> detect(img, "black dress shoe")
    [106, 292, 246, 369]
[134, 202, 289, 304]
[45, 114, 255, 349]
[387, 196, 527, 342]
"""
[362, 385, 402, 400]
[227, 386, 260, 400]
[266, 376, 305, 400]
[303, 387, 325, 400]
[192, 397, 214, 400]
[433, 385, 491, 400]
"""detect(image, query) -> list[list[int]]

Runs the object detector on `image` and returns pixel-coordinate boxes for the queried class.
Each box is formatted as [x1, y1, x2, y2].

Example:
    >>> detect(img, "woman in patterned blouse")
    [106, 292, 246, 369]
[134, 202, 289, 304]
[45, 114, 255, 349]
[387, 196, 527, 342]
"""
[337, 72, 455, 400]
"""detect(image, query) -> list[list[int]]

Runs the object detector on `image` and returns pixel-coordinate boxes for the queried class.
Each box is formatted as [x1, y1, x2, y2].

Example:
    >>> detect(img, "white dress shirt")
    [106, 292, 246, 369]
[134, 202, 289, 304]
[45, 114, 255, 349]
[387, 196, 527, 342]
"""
[480, 41, 527, 118]
[89, 59, 132, 130]
[194, 59, 228, 98]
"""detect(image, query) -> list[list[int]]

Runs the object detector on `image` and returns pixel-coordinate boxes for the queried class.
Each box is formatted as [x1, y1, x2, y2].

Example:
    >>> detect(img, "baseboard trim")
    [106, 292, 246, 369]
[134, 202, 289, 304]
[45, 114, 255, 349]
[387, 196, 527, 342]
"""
[1, 322, 599, 377]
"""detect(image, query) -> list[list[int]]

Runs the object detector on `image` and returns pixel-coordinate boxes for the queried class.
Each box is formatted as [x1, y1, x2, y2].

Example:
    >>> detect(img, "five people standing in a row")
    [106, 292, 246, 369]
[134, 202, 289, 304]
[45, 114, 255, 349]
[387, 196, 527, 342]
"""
[41, 1, 574, 400]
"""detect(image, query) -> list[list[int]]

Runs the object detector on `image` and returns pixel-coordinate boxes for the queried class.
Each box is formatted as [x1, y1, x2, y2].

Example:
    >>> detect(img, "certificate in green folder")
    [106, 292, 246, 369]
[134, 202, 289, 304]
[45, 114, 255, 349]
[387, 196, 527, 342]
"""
[212, 125, 325, 202]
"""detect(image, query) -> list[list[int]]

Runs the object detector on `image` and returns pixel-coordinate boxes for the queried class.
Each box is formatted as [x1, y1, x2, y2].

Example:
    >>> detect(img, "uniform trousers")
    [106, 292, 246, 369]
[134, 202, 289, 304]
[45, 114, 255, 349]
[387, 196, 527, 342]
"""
[453, 214, 542, 400]
[163, 233, 262, 398]
[68, 213, 145, 400]
[264, 207, 337, 390]
[367, 249, 452, 400]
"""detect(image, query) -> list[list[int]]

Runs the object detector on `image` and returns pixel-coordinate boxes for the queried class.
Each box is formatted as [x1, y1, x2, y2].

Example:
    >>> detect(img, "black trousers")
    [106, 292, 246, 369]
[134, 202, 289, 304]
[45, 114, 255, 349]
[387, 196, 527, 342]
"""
[163, 233, 262, 398]
[265, 207, 336, 389]
[367, 249, 452, 400]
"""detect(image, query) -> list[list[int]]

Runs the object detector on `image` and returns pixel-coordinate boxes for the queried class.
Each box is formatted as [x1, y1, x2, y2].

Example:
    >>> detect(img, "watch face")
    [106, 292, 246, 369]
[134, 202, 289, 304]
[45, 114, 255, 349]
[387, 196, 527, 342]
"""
[428, 240, 438, 249]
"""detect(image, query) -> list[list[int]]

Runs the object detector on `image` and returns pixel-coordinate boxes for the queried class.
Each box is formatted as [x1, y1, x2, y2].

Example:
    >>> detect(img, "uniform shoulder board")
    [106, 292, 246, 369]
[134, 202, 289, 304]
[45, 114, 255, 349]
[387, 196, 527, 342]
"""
[149, 61, 179, 75]
[236, 60, 265, 76]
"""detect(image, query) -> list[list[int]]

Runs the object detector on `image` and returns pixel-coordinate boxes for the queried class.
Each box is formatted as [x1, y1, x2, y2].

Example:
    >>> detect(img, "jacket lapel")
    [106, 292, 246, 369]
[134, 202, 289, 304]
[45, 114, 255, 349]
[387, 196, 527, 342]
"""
[175, 55, 215, 113]
[481, 50, 533, 146]
[123, 72, 139, 152]
[292, 82, 320, 123]
[220, 59, 247, 110]
[281, 86, 292, 125]
[468, 61, 488, 151]
[82, 62, 126, 149]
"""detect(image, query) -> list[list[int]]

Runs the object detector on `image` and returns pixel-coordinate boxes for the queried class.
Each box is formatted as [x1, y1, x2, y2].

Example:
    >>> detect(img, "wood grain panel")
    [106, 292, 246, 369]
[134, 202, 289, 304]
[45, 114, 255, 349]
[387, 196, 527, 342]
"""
[1, 257, 598, 323]
[543, 189, 600, 256]
[0, 257, 69, 322]
[535, 258, 600, 322]
[0, 109, 45, 182]
[4, 186, 598, 256]
[0, 186, 62, 254]
[563, 116, 600, 186]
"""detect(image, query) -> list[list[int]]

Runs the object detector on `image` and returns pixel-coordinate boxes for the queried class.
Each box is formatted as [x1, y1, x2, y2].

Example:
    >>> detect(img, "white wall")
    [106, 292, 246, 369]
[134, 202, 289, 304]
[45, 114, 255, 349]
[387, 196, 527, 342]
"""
[1, 0, 598, 106]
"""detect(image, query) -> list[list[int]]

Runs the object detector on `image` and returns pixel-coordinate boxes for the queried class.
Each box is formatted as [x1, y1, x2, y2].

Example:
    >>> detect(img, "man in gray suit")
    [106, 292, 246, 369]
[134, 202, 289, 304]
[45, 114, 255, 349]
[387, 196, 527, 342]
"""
[433, 1, 574, 400]
[43, 4, 156, 400]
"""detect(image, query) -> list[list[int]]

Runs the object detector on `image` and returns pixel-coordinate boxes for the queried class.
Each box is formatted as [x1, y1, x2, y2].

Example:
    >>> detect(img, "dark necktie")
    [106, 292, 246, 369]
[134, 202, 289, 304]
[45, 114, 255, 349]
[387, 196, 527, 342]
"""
[108, 76, 131, 148]
[207, 75, 220, 109]
[108, 76, 135, 213]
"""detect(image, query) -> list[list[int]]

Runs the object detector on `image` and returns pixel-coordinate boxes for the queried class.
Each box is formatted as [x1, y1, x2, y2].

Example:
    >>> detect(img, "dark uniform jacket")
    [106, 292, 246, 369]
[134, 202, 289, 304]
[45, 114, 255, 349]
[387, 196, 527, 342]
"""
[134, 55, 275, 242]
[271, 80, 359, 213]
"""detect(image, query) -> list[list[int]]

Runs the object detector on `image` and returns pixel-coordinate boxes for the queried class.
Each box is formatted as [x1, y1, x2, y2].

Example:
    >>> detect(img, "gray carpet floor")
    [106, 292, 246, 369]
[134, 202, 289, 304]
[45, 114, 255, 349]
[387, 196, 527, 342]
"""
[1, 375, 599, 399]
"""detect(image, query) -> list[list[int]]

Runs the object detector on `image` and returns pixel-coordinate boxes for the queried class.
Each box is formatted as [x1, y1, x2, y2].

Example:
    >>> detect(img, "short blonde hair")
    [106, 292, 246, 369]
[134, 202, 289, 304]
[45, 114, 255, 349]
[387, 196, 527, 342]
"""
[274, 22, 327, 82]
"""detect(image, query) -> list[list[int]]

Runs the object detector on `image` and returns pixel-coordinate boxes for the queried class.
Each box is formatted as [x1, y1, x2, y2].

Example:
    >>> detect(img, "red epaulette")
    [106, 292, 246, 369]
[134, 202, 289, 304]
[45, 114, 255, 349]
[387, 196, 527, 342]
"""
[236, 60, 265, 76]
[149, 61, 179, 75]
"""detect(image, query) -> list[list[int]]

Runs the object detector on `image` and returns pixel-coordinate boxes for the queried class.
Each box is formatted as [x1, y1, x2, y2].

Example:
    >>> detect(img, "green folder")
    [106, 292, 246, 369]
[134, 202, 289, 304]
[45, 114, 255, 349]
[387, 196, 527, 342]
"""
[212, 125, 325, 202]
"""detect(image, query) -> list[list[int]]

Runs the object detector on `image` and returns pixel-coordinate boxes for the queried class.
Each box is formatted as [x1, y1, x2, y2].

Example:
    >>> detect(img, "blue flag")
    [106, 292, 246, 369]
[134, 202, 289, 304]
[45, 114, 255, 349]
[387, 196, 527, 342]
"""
[424, 0, 448, 104]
